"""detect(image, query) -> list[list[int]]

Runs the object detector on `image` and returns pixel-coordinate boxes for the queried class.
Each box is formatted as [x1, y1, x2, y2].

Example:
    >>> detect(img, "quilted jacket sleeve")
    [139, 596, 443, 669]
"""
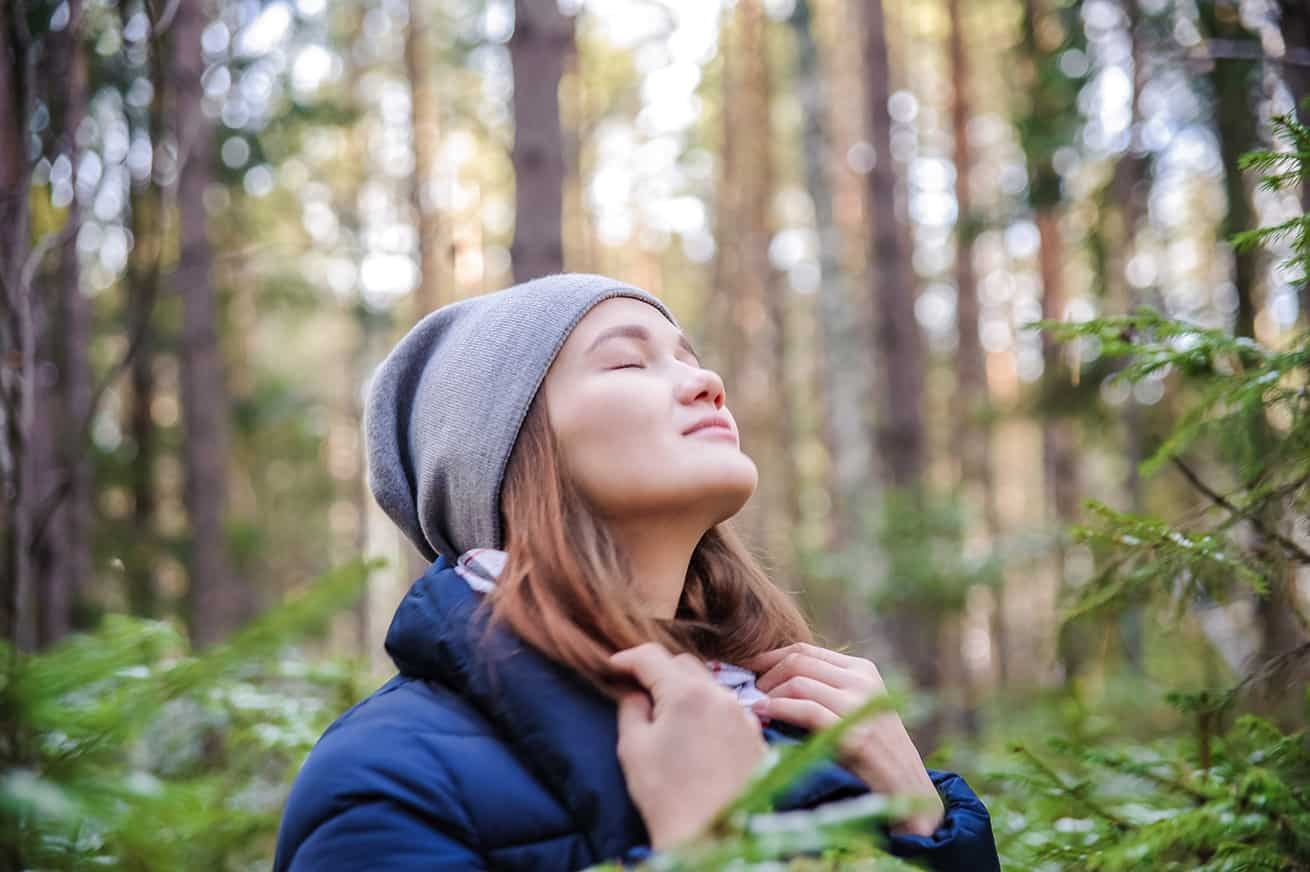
[284, 797, 488, 872]
[272, 699, 489, 872]
[613, 767, 999, 871]
[880, 767, 1001, 871]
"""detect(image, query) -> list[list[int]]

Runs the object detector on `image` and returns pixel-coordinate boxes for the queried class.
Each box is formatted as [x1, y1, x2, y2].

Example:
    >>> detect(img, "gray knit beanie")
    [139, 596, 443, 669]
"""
[364, 273, 680, 562]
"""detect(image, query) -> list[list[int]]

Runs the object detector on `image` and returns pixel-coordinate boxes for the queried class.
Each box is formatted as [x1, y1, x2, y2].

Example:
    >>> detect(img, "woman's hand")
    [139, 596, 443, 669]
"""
[609, 642, 768, 851]
[745, 642, 945, 838]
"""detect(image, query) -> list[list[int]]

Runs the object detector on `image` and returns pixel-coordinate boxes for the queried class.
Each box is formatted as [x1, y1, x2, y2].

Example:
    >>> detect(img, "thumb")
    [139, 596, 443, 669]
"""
[617, 691, 653, 737]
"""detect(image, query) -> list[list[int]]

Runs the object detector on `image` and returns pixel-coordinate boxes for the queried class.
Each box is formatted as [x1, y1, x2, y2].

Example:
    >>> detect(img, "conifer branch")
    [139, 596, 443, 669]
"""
[1171, 458, 1310, 565]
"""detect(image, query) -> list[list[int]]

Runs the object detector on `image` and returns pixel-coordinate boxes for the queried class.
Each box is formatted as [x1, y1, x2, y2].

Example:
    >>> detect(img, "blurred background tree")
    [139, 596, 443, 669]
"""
[0, 0, 1307, 867]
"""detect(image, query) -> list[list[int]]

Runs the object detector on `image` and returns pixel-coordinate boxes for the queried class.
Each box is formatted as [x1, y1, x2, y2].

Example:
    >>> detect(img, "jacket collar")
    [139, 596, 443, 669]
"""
[383, 555, 870, 860]
[384, 554, 648, 861]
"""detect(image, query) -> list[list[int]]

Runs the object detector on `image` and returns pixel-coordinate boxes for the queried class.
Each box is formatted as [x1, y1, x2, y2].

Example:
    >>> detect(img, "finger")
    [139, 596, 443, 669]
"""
[671, 651, 712, 680]
[747, 642, 870, 675]
[752, 696, 839, 732]
[768, 674, 859, 716]
[609, 643, 678, 697]
[755, 653, 876, 695]
[617, 691, 653, 735]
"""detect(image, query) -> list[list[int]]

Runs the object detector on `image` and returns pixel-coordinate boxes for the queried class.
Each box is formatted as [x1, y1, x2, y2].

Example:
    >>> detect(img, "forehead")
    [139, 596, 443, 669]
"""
[563, 297, 676, 352]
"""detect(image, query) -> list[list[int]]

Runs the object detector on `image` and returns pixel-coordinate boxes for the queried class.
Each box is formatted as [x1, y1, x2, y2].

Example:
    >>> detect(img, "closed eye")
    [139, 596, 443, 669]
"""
[609, 362, 645, 370]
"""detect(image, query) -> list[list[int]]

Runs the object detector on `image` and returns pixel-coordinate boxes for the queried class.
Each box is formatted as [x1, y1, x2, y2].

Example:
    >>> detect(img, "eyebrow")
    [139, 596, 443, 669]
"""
[585, 324, 701, 364]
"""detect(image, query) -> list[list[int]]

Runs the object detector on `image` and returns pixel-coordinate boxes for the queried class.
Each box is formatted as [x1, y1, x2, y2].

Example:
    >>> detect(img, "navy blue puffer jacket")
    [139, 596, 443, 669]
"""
[273, 555, 1001, 870]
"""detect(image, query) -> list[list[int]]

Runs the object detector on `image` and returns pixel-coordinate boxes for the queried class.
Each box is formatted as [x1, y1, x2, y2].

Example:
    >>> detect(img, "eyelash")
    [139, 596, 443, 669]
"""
[610, 362, 645, 370]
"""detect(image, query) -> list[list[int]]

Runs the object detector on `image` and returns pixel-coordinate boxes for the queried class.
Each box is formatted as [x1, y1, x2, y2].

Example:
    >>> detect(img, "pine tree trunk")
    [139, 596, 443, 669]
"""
[406, 0, 444, 316]
[1014, 0, 1084, 683]
[730, 0, 799, 575]
[862, 0, 923, 491]
[1, 0, 36, 649]
[789, 0, 876, 557]
[861, 0, 944, 749]
[948, 0, 994, 537]
[29, 0, 91, 647]
[1275, 1, 1309, 322]
[710, 11, 744, 439]
[172, 0, 248, 647]
[1106, 0, 1150, 666]
[946, 0, 1000, 716]
[122, 0, 166, 619]
[1198, 2, 1307, 664]
[1199, 2, 1260, 338]
[509, 0, 572, 283]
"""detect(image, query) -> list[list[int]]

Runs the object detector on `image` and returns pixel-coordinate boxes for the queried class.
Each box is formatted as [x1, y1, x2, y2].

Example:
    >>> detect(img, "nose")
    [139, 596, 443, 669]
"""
[679, 363, 726, 409]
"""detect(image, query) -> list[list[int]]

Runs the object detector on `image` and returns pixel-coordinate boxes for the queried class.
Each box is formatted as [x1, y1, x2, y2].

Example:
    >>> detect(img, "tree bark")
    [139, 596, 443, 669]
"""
[948, 0, 996, 539]
[861, 0, 924, 490]
[1, 0, 36, 649]
[710, 10, 744, 441]
[742, 0, 799, 571]
[172, 0, 249, 647]
[508, 0, 572, 283]
[860, 0, 946, 750]
[405, 0, 445, 316]
[36, 0, 92, 647]
[946, 0, 1001, 716]
[1200, 1, 1260, 339]
[119, 0, 169, 619]
[1104, 0, 1152, 666]
[1275, 1, 1309, 322]
[789, 0, 876, 555]
[1197, 1, 1307, 664]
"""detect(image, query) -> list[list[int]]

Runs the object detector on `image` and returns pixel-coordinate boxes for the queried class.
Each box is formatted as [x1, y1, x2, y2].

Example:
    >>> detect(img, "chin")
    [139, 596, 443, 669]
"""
[695, 468, 757, 517]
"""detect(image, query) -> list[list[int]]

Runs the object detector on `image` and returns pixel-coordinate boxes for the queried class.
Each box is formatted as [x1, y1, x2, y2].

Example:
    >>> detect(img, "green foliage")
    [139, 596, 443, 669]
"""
[799, 489, 1004, 617]
[872, 491, 1004, 612]
[988, 701, 1310, 870]
[1037, 307, 1310, 480]
[986, 100, 1310, 872]
[1011, 0, 1091, 208]
[0, 559, 379, 870]
[1063, 501, 1267, 625]
[1233, 114, 1310, 288]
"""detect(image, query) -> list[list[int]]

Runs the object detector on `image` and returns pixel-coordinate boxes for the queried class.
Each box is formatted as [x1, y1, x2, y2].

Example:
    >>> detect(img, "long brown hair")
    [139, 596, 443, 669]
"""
[484, 387, 813, 696]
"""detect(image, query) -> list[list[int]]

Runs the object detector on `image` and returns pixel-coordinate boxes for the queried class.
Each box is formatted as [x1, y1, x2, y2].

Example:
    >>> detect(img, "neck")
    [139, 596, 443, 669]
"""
[607, 514, 707, 620]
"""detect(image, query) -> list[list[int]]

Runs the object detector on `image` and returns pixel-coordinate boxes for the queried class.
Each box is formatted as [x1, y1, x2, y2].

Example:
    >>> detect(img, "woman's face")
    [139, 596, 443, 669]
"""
[543, 297, 757, 527]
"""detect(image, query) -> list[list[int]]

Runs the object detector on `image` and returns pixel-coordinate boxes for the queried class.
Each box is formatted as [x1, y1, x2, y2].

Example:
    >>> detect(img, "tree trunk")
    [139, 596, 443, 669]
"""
[1014, 0, 1085, 683]
[1105, 0, 1150, 666]
[789, 0, 876, 555]
[946, 0, 1001, 717]
[1, 0, 36, 650]
[122, 0, 168, 619]
[741, 0, 799, 572]
[1197, 1, 1307, 664]
[787, 0, 884, 652]
[405, 0, 445, 316]
[508, 0, 572, 283]
[1199, 2, 1260, 338]
[710, 9, 744, 440]
[172, 0, 248, 647]
[124, 152, 161, 618]
[32, 0, 92, 644]
[861, 0, 923, 490]
[1275, 1, 1309, 322]
[860, 0, 944, 750]
[948, 0, 996, 539]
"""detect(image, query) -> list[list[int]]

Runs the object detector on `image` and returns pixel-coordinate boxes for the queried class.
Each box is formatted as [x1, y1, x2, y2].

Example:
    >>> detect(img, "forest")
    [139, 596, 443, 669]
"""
[1, 0, 1308, 868]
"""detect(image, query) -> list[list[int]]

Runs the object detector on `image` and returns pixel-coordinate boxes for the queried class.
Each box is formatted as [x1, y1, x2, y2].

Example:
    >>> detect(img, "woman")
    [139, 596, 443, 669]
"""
[273, 274, 1000, 870]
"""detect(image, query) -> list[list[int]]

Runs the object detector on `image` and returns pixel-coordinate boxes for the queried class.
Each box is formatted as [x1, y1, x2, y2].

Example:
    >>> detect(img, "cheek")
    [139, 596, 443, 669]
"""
[556, 384, 675, 489]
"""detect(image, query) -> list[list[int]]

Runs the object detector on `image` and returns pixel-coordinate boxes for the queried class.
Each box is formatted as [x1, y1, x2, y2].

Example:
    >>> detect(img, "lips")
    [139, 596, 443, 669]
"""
[682, 414, 735, 437]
